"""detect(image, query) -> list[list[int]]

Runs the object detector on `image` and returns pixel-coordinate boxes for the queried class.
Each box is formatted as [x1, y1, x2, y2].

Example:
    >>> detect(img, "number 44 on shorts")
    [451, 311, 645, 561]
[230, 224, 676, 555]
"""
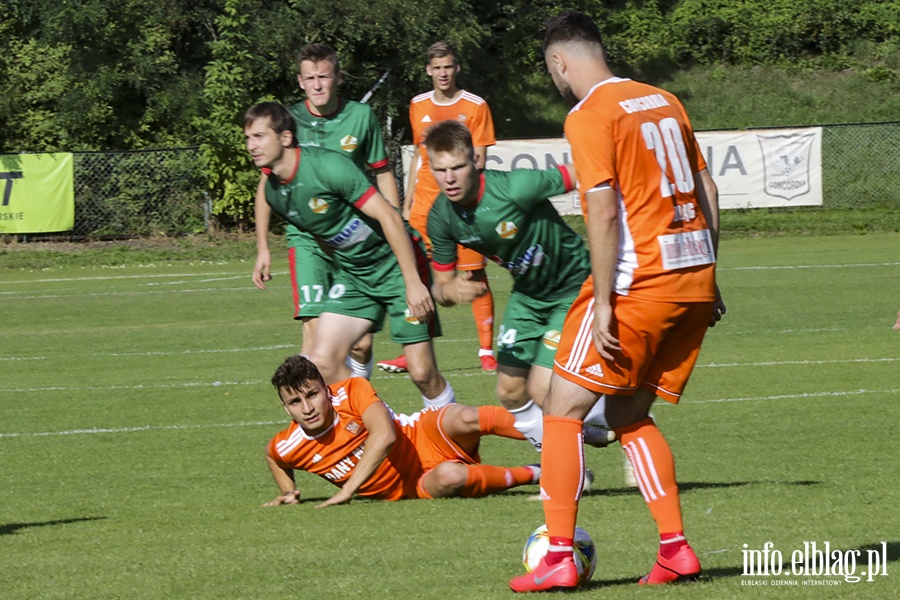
[498, 326, 518, 348]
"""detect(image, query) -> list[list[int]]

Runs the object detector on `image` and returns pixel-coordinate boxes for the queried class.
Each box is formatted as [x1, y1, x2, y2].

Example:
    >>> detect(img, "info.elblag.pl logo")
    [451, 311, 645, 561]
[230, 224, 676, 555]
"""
[741, 541, 889, 587]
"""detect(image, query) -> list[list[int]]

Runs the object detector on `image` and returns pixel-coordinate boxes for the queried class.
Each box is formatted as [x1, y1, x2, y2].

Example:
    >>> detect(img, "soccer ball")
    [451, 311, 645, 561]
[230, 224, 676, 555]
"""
[522, 524, 597, 584]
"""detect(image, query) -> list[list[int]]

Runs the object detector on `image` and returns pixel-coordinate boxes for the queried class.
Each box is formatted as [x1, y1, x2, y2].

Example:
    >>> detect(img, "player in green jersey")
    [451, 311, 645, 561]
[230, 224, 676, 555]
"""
[253, 43, 400, 379]
[425, 120, 613, 450]
[245, 102, 456, 410]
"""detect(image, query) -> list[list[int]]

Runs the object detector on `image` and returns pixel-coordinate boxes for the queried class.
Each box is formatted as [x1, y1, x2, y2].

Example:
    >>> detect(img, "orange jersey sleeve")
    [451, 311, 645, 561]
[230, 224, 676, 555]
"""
[564, 78, 715, 302]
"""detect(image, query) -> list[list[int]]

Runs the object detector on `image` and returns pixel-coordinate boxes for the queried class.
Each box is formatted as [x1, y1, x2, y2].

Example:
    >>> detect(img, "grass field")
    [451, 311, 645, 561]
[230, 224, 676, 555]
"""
[1, 233, 898, 599]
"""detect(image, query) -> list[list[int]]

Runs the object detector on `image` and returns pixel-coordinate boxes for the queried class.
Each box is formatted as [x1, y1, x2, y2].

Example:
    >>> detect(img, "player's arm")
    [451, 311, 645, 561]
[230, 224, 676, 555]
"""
[374, 166, 401, 210]
[584, 185, 621, 359]
[473, 146, 488, 170]
[253, 174, 273, 290]
[403, 146, 420, 220]
[359, 193, 435, 321]
[316, 401, 397, 508]
[432, 268, 487, 307]
[694, 167, 726, 326]
[262, 452, 301, 507]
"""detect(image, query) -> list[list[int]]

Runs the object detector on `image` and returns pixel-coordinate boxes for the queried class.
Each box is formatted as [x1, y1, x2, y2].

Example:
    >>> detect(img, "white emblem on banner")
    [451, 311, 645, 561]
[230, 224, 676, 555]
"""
[757, 132, 815, 201]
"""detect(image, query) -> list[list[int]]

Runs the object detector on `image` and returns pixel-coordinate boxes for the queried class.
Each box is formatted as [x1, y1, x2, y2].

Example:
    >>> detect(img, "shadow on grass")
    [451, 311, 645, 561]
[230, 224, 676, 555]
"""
[0, 516, 107, 536]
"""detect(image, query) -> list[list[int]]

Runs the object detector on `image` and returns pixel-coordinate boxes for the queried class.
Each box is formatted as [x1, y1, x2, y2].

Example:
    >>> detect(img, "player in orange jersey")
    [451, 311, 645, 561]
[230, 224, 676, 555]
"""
[509, 12, 726, 592]
[264, 355, 540, 507]
[379, 41, 498, 374]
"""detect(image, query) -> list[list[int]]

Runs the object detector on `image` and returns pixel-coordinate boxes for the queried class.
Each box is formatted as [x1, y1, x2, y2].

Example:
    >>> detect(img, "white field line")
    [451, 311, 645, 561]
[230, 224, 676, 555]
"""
[1, 262, 896, 287]
[1, 387, 896, 439]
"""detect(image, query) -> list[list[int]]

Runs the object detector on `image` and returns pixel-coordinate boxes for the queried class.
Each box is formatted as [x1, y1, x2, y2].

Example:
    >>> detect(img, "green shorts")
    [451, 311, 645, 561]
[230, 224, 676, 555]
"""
[322, 238, 441, 345]
[496, 287, 581, 369]
[287, 228, 335, 319]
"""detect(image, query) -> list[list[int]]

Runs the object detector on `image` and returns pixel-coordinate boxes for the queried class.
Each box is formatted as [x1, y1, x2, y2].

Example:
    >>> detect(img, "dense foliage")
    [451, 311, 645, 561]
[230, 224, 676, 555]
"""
[3, 0, 897, 223]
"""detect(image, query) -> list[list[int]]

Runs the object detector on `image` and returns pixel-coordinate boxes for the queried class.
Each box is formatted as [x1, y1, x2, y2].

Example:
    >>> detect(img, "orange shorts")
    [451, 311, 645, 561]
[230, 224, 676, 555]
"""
[409, 211, 487, 271]
[399, 405, 481, 499]
[553, 278, 712, 403]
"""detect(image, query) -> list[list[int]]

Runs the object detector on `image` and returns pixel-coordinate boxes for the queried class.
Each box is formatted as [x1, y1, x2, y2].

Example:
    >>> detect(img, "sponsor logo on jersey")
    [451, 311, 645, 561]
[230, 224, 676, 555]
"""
[287, 210, 299, 218]
[542, 330, 561, 351]
[459, 235, 482, 244]
[498, 244, 545, 277]
[345, 420, 361, 435]
[312, 454, 323, 463]
[324, 218, 374, 250]
[308, 197, 329, 214]
[340, 135, 359, 152]
[495, 221, 518, 239]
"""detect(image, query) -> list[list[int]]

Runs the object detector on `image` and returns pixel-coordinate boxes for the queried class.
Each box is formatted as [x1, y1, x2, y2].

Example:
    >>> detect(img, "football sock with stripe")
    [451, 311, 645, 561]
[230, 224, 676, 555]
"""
[540, 415, 584, 543]
[478, 405, 526, 440]
[615, 417, 684, 535]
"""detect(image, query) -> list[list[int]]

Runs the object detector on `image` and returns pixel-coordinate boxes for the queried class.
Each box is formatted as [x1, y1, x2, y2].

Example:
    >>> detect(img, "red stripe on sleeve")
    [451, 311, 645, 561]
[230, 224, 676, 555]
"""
[353, 186, 378, 209]
[557, 165, 574, 192]
[368, 158, 389, 170]
[432, 260, 457, 272]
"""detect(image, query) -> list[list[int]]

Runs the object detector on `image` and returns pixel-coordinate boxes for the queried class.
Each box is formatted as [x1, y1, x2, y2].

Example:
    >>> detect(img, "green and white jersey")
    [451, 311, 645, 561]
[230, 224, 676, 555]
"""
[289, 98, 389, 171]
[285, 98, 390, 249]
[428, 167, 590, 300]
[264, 146, 393, 274]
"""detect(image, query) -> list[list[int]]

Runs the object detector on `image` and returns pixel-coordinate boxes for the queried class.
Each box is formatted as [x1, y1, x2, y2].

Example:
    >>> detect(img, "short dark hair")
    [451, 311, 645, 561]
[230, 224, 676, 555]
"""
[297, 42, 341, 76]
[271, 355, 326, 391]
[427, 40, 460, 65]
[423, 120, 474, 159]
[243, 102, 297, 147]
[542, 11, 604, 54]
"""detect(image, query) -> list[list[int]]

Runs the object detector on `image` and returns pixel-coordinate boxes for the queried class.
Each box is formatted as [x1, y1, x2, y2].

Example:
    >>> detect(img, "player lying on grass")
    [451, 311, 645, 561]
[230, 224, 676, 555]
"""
[263, 355, 540, 507]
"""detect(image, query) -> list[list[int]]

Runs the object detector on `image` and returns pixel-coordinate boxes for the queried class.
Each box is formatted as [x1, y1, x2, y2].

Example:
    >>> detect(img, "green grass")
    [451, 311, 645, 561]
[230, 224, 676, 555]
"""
[1, 233, 898, 599]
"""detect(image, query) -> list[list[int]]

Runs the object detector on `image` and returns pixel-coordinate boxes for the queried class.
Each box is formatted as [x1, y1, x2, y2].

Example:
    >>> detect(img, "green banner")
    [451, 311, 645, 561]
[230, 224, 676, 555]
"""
[0, 153, 74, 234]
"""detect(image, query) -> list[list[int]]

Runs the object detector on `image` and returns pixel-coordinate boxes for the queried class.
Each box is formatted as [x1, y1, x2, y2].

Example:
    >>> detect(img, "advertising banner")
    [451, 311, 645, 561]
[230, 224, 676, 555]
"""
[0, 153, 75, 234]
[402, 127, 823, 214]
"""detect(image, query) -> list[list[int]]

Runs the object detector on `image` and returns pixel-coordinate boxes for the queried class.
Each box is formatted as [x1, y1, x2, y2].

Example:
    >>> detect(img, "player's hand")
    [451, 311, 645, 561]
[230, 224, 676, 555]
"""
[406, 281, 436, 322]
[316, 488, 353, 508]
[262, 490, 300, 507]
[709, 285, 726, 327]
[252, 249, 272, 290]
[591, 302, 620, 361]
[453, 271, 488, 304]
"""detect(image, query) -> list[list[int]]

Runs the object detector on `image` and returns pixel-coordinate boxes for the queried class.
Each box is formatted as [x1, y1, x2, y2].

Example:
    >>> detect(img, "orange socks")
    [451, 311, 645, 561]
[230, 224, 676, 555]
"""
[616, 417, 684, 535]
[461, 464, 535, 497]
[541, 416, 585, 543]
[471, 284, 494, 352]
[478, 405, 526, 440]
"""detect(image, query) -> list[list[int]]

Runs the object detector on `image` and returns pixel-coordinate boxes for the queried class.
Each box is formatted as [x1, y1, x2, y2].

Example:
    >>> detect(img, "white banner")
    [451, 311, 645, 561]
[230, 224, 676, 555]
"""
[402, 127, 823, 214]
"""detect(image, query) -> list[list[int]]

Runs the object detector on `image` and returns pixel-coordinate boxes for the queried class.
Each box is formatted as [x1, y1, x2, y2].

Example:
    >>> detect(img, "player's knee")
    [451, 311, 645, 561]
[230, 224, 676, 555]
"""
[430, 462, 467, 495]
[495, 379, 528, 408]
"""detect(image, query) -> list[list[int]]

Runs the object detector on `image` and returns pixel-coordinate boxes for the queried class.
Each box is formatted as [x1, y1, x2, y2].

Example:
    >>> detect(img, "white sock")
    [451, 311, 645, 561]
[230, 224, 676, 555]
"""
[423, 380, 456, 409]
[509, 399, 544, 452]
[345, 355, 373, 379]
[583, 395, 609, 428]
[478, 348, 494, 357]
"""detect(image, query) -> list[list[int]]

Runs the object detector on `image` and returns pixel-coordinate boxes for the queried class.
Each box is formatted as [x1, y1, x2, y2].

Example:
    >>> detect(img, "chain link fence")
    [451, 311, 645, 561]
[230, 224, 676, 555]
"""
[69, 148, 208, 238]
[11, 121, 898, 240]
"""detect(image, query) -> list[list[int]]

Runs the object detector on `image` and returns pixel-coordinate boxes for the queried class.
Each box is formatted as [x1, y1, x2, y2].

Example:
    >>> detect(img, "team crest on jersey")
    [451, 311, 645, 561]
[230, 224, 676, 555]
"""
[308, 197, 329, 214]
[542, 330, 561, 351]
[404, 308, 421, 325]
[495, 221, 518, 239]
[340, 135, 359, 152]
[345, 420, 361, 435]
